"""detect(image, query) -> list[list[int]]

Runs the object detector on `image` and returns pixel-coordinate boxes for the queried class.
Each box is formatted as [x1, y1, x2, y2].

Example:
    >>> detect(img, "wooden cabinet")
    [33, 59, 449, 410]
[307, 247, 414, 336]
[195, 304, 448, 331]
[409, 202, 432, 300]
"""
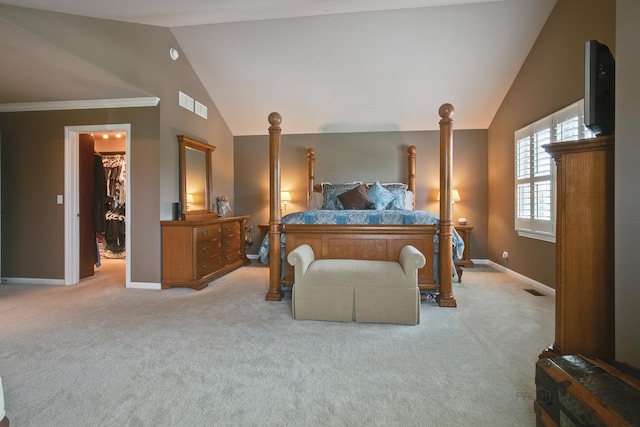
[541, 136, 614, 359]
[161, 215, 250, 290]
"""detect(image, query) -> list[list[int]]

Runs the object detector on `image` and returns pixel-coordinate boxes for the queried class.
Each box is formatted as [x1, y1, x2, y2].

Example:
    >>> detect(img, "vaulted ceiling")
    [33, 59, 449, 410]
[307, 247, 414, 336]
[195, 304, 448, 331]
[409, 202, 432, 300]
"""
[0, 0, 556, 135]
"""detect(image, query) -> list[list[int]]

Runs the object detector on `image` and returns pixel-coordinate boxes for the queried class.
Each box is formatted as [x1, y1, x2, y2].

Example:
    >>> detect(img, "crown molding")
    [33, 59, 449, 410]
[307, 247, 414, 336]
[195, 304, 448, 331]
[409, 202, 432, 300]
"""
[0, 97, 160, 113]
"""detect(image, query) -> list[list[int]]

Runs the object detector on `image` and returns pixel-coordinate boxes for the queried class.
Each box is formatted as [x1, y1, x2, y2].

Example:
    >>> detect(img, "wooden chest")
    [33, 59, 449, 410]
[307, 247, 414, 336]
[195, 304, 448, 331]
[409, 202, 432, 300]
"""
[534, 355, 640, 426]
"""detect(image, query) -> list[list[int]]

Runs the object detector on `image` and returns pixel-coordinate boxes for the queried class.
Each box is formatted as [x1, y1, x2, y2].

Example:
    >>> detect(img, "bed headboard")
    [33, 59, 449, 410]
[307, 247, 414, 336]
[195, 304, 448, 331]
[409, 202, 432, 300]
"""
[305, 145, 418, 207]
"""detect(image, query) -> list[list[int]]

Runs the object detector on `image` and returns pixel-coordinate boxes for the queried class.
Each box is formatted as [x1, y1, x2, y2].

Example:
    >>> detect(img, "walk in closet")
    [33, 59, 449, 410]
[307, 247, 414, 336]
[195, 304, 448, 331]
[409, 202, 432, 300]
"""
[100, 153, 126, 259]
[91, 131, 127, 267]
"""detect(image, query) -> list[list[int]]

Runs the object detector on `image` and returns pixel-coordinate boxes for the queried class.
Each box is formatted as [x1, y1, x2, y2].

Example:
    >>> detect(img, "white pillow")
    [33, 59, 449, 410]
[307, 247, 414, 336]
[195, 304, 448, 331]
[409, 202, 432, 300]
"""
[307, 192, 323, 210]
[405, 190, 415, 210]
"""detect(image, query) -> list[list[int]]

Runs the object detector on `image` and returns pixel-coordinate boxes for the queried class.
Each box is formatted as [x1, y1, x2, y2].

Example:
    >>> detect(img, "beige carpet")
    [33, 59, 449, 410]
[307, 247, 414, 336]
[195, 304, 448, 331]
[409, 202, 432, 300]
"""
[0, 260, 553, 426]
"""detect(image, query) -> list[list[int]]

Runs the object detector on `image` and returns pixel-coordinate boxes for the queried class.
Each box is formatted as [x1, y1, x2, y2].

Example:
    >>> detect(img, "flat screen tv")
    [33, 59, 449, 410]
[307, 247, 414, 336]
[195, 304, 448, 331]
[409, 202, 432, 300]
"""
[584, 40, 615, 136]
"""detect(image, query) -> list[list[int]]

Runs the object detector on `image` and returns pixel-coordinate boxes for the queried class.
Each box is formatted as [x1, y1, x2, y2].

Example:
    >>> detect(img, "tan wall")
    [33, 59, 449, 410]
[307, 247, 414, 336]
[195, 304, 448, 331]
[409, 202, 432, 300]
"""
[487, 0, 616, 287]
[615, 0, 640, 366]
[0, 6, 233, 284]
[235, 129, 488, 260]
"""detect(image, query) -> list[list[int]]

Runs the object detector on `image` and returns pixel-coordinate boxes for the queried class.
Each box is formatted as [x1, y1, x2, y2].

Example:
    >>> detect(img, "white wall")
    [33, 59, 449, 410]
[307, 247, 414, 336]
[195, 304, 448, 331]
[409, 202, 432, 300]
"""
[615, 0, 640, 366]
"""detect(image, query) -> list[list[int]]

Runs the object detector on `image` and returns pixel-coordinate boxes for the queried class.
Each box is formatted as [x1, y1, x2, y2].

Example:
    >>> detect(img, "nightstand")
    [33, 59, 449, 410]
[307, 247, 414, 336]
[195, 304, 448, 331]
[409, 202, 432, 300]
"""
[259, 224, 269, 241]
[454, 224, 474, 282]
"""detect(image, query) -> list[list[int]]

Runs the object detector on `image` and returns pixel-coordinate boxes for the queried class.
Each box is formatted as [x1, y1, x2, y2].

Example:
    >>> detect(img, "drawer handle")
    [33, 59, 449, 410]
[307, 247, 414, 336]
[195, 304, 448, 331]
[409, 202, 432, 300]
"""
[226, 255, 232, 261]
[225, 241, 232, 246]
[217, 227, 222, 233]
[225, 226, 231, 232]
[200, 263, 208, 270]
[200, 229, 208, 236]
[201, 246, 208, 252]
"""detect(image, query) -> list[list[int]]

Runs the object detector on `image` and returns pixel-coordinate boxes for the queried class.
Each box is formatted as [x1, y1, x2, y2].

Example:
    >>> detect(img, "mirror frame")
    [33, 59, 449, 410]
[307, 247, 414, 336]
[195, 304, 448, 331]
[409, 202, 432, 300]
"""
[177, 135, 216, 220]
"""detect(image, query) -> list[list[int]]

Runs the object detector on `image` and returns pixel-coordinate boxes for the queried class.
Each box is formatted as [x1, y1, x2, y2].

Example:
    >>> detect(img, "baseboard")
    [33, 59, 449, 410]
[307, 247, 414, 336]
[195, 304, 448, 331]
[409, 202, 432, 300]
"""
[0, 277, 64, 285]
[128, 282, 161, 290]
[484, 260, 555, 296]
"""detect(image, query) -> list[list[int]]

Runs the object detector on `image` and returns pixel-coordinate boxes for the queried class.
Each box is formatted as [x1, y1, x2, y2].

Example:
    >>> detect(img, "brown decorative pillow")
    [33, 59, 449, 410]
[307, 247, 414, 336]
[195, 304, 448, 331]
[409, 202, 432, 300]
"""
[337, 185, 374, 210]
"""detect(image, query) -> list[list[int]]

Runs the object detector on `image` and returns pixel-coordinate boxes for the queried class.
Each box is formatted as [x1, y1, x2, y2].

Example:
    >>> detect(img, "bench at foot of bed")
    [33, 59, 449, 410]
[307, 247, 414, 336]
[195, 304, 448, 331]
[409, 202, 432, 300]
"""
[287, 244, 426, 325]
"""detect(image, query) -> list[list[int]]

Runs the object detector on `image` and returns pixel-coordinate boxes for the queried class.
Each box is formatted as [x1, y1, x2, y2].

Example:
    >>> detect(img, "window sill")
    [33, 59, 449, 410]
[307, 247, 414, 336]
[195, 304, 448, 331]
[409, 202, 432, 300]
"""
[517, 230, 556, 243]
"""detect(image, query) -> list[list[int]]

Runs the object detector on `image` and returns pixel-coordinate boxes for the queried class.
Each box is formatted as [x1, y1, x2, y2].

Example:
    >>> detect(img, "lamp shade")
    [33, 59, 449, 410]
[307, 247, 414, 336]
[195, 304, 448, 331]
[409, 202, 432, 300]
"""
[186, 193, 195, 204]
[281, 191, 292, 202]
[437, 189, 461, 202]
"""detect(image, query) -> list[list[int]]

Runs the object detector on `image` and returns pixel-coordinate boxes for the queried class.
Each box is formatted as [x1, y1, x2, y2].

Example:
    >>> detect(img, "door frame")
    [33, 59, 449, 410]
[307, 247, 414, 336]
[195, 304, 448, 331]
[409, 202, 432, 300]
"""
[64, 124, 131, 287]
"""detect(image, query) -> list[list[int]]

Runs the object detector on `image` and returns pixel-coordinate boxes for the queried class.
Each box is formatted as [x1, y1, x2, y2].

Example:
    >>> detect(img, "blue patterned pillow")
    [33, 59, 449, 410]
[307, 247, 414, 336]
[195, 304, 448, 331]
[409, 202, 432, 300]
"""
[366, 183, 408, 210]
[367, 181, 396, 210]
[322, 183, 361, 210]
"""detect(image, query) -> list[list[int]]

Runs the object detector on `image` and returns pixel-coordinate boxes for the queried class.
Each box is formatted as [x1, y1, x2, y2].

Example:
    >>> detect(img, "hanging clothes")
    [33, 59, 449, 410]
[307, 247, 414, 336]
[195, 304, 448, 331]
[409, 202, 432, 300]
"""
[101, 153, 127, 258]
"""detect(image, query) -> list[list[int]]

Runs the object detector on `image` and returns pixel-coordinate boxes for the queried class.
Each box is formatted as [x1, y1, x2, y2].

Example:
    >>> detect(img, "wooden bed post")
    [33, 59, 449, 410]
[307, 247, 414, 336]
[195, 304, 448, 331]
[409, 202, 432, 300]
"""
[266, 112, 283, 301]
[436, 103, 457, 308]
[306, 148, 315, 207]
[407, 145, 417, 198]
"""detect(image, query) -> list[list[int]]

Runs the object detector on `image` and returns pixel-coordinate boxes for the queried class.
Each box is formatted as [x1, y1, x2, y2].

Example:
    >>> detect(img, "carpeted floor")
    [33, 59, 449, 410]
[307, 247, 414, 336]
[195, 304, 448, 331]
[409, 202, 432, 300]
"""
[0, 260, 553, 426]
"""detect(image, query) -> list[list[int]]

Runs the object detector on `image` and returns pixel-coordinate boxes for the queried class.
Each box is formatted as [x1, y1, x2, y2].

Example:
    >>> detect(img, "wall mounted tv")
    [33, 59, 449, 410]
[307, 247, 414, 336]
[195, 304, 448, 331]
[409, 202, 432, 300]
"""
[584, 40, 615, 136]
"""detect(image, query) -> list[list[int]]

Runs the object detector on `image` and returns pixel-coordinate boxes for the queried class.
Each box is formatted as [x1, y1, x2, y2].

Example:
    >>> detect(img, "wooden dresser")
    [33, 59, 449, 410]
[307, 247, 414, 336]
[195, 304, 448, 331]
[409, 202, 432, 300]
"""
[541, 136, 615, 359]
[161, 215, 250, 290]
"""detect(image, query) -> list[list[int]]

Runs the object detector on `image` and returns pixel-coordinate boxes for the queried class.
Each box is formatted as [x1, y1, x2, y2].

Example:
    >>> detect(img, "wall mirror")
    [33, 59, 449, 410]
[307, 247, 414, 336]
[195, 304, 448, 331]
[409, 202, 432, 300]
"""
[178, 135, 216, 220]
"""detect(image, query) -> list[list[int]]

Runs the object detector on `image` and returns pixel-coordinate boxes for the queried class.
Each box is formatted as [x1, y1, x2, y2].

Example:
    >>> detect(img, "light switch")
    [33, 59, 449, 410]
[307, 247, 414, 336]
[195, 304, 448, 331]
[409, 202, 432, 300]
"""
[57, 194, 63, 204]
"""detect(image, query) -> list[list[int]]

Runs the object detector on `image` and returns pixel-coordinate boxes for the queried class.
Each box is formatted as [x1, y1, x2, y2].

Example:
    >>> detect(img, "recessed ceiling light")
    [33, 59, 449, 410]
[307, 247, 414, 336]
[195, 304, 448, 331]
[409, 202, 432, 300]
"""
[169, 48, 179, 61]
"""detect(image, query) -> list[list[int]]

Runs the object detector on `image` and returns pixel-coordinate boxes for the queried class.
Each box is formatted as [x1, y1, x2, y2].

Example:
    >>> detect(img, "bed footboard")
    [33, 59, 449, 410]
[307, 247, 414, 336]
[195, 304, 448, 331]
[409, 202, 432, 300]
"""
[282, 224, 437, 291]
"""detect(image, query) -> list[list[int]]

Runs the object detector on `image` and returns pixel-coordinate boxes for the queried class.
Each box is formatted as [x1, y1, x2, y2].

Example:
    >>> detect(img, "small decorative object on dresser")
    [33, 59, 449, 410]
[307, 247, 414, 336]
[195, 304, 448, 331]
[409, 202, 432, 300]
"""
[161, 215, 250, 290]
[216, 195, 232, 217]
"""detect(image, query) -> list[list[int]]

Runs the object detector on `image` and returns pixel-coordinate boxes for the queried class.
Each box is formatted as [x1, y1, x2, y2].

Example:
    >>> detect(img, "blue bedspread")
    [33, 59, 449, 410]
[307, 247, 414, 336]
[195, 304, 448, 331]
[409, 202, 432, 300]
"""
[259, 210, 464, 269]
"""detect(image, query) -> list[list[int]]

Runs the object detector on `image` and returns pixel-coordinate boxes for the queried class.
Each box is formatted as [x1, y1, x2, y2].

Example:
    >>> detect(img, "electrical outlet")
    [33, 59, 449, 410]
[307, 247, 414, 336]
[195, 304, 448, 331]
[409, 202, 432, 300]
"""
[502, 251, 509, 259]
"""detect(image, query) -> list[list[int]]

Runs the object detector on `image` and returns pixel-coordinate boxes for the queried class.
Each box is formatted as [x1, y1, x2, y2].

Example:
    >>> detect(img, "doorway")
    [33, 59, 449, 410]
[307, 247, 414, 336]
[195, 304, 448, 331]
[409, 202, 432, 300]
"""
[64, 124, 131, 287]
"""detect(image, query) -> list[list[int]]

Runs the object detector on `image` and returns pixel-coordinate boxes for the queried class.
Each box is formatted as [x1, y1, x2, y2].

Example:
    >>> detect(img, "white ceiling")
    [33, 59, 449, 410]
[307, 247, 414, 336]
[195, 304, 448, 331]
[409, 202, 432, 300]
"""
[0, 0, 557, 135]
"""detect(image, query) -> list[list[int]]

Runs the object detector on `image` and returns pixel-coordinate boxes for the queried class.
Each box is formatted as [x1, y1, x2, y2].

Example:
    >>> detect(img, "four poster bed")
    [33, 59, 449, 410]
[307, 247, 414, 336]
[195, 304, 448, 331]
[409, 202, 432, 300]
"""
[264, 104, 460, 307]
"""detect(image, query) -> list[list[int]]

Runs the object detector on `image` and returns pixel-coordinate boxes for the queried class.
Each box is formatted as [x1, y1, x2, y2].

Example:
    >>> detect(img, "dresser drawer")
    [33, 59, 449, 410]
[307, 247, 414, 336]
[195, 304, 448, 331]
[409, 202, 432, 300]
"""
[221, 221, 240, 237]
[222, 234, 240, 251]
[195, 225, 221, 242]
[196, 256, 226, 277]
[221, 249, 241, 265]
[196, 238, 222, 258]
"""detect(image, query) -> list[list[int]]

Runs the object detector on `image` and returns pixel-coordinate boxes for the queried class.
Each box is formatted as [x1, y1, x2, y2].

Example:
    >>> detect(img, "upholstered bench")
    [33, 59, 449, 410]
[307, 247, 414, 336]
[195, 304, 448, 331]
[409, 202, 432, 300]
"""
[0, 376, 8, 427]
[287, 244, 426, 325]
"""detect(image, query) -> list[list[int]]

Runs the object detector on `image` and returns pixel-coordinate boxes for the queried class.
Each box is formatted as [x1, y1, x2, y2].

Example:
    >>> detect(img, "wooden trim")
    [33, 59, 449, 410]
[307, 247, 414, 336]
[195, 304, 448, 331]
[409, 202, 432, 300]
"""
[436, 103, 456, 307]
[407, 145, 417, 197]
[266, 113, 283, 301]
[306, 148, 315, 206]
[0, 96, 160, 112]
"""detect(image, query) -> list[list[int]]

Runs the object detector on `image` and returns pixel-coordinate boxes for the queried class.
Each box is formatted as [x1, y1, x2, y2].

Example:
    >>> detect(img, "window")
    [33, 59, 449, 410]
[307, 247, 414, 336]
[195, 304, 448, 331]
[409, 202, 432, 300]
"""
[514, 100, 593, 242]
